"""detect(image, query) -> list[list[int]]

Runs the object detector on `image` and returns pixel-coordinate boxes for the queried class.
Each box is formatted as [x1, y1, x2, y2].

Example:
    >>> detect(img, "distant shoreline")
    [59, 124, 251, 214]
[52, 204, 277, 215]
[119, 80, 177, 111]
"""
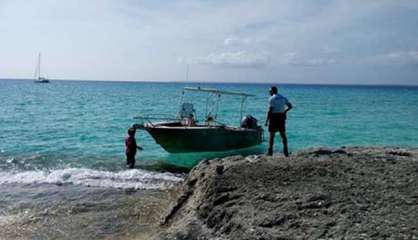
[1, 78, 417, 88]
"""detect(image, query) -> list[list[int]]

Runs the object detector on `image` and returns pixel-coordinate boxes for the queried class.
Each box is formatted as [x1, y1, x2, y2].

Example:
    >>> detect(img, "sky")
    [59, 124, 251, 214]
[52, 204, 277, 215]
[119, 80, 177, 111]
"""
[0, 0, 417, 85]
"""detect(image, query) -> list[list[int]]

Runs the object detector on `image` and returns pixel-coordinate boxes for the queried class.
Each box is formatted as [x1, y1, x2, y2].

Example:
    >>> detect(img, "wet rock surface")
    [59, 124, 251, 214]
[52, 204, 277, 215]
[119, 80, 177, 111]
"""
[157, 147, 418, 240]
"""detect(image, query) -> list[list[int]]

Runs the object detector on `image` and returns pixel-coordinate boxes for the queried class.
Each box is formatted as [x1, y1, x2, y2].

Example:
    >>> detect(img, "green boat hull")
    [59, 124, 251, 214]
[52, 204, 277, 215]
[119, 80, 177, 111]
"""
[143, 124, 263, 153]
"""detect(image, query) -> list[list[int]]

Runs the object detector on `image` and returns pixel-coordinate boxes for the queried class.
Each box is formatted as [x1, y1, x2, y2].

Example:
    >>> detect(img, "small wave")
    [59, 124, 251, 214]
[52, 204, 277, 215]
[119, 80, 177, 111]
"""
[0, 168, 184, 190]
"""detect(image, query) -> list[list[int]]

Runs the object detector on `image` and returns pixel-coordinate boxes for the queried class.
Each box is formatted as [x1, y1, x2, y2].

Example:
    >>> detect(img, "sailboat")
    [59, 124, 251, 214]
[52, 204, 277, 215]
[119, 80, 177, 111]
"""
[34, 53, 50, 83]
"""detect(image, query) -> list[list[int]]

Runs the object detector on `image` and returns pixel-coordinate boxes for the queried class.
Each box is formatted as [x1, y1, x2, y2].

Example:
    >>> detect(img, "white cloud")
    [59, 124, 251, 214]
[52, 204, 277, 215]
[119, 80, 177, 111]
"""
[223, 37, 254, 46]
[275, 50, 418, 66]
[379, 51, 418, 64]
[356, 50, 418, 65]
[196, 51, 270, 68]
[276, 52, 337, 66]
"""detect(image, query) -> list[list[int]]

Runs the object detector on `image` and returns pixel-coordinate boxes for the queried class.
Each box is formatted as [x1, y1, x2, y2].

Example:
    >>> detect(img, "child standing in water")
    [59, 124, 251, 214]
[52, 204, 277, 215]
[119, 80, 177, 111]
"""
[125, 127, 143, 168]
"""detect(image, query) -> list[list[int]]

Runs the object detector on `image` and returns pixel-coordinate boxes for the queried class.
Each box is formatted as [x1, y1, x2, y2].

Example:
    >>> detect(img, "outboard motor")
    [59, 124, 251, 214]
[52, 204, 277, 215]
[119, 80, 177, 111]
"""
[241, 115, 258, 129]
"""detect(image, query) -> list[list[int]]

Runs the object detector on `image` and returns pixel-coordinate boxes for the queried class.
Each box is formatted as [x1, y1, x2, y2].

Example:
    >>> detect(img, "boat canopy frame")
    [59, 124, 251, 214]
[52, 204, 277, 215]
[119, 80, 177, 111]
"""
[182, 87, 255, 97]
[180, 87, 255, 125]
[134, 87, 256, 128]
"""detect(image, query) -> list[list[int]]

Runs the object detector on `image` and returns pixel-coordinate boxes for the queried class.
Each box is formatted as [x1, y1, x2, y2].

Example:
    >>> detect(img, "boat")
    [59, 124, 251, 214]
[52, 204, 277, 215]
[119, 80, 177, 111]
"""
[133, 87, 263, 153]
[34, 53, 50, 83]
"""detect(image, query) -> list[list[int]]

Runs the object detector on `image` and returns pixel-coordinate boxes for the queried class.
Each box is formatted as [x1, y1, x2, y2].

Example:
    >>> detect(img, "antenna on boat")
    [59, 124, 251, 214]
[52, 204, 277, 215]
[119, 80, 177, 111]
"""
[240, 96, 247, 126]
[186, 64, 190, 82]
[178, 64, 190, 119]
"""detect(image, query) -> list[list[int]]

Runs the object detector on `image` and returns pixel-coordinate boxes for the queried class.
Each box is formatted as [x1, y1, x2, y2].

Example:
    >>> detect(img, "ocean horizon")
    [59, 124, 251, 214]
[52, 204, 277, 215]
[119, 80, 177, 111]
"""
[2, 78, 418, 88]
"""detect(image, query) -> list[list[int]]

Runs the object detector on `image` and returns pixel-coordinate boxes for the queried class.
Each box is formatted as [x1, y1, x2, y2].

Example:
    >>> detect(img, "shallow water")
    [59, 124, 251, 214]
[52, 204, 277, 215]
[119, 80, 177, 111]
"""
[0, 183, 174, 239]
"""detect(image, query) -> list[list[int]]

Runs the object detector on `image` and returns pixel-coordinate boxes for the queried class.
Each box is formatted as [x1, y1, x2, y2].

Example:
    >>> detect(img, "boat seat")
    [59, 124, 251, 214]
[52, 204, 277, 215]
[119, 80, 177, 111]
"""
[179, 102, 195, 119]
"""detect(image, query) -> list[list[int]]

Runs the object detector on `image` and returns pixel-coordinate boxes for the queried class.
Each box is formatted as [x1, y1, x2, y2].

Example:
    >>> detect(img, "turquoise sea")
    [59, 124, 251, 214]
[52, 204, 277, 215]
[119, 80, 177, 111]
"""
[0, 79, 417, 188]
[1, 79, 418, 239]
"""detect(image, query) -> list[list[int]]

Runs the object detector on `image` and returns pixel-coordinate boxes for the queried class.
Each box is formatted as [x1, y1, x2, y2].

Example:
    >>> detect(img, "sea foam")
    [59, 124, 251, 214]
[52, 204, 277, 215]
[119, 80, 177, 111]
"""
[0, 168, 184, 190]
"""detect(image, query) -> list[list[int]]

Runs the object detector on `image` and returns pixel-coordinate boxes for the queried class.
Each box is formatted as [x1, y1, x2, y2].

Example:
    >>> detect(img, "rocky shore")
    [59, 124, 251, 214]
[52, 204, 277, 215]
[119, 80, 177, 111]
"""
[156, 147, 418, 240]
[2, 147, 417, 239]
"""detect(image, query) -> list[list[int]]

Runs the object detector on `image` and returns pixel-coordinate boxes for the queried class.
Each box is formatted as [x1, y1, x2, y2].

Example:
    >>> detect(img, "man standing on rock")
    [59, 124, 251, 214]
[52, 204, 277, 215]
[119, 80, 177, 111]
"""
[265, 86, 292, 156]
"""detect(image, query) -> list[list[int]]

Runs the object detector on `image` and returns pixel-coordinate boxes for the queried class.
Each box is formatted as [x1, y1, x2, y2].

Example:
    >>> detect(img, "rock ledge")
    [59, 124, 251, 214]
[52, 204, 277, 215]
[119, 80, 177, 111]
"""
[157, 147, 418, 240]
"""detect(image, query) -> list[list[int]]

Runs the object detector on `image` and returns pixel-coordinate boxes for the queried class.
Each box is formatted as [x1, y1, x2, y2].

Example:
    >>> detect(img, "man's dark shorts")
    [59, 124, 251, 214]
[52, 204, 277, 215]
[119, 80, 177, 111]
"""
[268, 113, 286, 133]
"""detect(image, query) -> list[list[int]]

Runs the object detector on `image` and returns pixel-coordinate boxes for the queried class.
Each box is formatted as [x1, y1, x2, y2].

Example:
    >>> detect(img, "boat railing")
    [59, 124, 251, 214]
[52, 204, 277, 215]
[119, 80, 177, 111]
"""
[203, 118, 227, 127]
[133, 114, 179, 127]
[133, 113, 231, 129]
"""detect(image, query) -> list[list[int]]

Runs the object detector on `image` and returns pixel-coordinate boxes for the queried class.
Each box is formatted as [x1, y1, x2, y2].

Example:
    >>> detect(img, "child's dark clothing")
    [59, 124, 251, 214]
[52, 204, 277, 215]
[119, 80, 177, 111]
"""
[125, 135, 137, 168]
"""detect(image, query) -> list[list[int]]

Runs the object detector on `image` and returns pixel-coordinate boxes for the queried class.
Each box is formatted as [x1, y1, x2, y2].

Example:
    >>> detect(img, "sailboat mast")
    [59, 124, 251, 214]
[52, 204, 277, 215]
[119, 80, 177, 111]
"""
[38, 53, 41, 80]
